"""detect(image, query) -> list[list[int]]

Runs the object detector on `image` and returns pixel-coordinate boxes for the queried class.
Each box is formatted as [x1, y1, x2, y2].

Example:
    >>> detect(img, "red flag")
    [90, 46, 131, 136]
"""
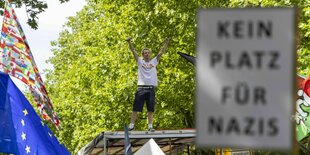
[0, 0, 60, 129]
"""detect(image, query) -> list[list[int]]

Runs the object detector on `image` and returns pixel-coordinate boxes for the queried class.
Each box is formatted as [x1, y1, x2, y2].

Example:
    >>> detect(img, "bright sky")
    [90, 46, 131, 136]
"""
[15, 0, 86, 73]
[6, 0, 86, 89]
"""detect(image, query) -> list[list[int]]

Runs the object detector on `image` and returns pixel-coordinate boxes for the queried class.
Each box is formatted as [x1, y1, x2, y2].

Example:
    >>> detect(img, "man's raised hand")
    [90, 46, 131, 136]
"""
[165, 37, 170, 43]
[126, 37, 132, 42]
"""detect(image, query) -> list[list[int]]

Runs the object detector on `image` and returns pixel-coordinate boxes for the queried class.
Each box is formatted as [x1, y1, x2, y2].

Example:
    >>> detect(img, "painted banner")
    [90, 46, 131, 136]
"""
[296, 75, 310, 141]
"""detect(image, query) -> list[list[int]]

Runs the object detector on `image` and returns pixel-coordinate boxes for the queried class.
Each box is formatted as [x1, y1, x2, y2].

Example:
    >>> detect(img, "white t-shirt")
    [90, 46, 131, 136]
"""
[137, 57, 158, 86]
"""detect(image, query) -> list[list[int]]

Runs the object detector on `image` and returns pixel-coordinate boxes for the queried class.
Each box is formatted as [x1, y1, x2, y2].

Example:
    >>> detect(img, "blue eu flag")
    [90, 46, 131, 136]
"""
[0, 72, 70, 155]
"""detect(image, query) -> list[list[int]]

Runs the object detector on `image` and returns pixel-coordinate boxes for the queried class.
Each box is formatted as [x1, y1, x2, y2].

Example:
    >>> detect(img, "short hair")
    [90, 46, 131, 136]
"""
[141, 48, 151, 55]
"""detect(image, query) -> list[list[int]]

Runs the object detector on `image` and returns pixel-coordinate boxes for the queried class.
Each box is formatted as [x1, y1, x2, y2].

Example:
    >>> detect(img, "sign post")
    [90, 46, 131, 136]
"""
[196, 8, 296, 150]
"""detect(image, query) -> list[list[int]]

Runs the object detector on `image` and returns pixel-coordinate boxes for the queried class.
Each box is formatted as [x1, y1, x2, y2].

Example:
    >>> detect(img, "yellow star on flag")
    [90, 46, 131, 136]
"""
[23, 109, 28, 116]
[21, 119, 25, 126]
[25, 145, 31, 154]
[21, 132, 26, 140]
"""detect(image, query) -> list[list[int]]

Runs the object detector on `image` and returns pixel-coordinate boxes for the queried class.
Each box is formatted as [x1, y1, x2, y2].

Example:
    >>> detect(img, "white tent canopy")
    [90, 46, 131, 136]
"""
[134, 138, 165, 155]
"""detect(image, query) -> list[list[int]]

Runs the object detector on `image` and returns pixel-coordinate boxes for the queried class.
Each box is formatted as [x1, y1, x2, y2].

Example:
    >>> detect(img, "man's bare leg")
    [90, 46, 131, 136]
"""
[147, 112, 154, 131]
[129, 111, 138, 130]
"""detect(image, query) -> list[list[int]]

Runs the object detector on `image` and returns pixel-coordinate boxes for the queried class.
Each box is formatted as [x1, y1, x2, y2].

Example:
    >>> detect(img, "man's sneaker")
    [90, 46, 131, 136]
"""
[129, 127, 134, 131]
[148, 128, 155, 132]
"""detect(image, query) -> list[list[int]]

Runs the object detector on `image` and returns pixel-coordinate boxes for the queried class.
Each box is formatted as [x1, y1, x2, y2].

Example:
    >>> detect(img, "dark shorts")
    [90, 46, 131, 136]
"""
[133, 85, 156, 112]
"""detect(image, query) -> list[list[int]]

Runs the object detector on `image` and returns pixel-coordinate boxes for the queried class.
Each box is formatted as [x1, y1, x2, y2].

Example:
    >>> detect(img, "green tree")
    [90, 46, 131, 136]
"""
[298, 3, 310, 76]
[46, 0, 228, 153]
[45, 0, 310, 154]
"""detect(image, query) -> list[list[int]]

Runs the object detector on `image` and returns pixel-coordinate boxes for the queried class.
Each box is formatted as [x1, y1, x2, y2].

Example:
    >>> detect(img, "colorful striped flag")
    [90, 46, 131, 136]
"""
[0, 0, 60, 129]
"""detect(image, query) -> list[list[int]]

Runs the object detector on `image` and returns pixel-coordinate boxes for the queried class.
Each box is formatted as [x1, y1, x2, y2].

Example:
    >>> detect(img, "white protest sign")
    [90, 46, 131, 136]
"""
[196, 8, 295, 149]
